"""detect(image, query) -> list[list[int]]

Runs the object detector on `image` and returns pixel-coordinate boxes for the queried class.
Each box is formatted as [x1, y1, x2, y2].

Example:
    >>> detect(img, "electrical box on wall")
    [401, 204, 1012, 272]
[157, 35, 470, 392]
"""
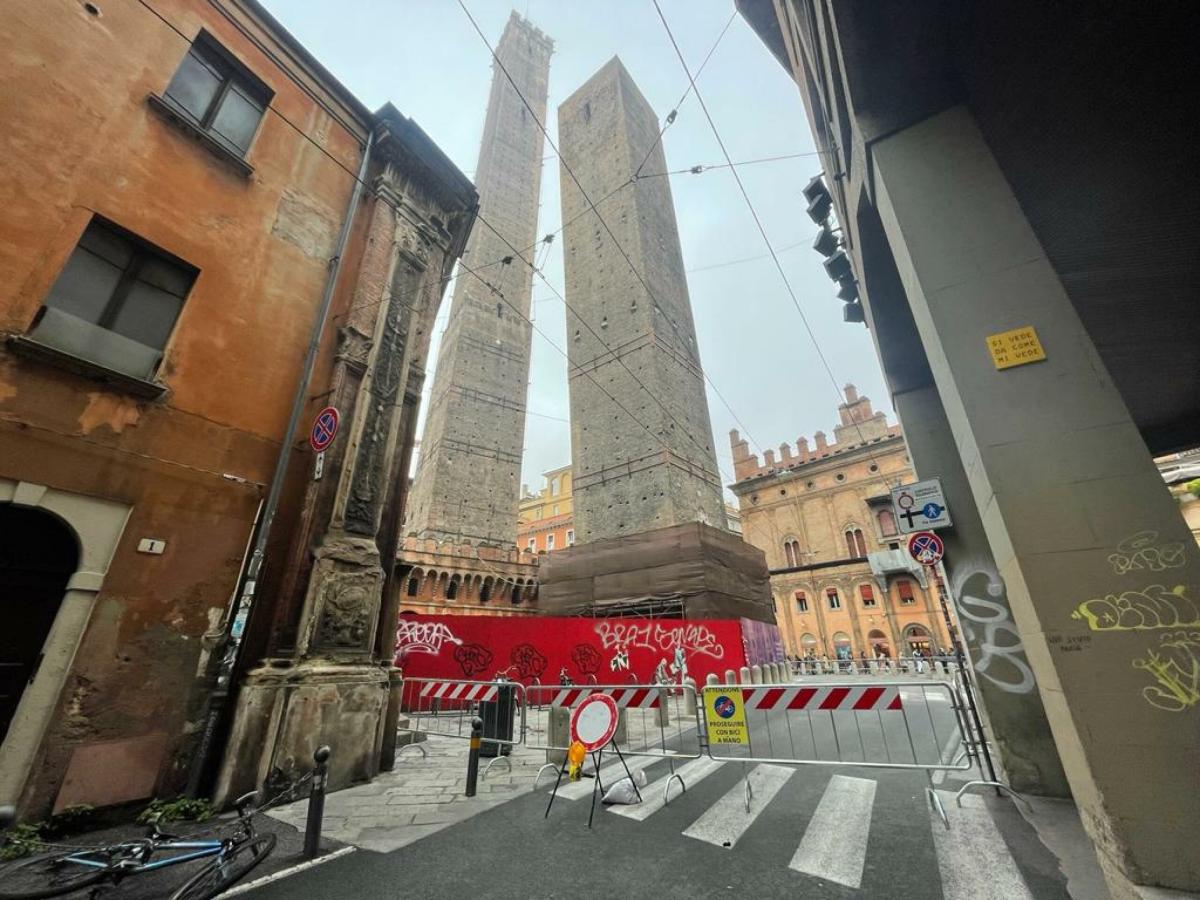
[137, 538, 166, 555]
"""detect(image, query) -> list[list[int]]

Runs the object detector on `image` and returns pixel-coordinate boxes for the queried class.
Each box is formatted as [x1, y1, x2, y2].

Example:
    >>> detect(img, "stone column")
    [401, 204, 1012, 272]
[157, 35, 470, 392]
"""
[872, 104, 1200, 895]
[895, 382, 1067, 797]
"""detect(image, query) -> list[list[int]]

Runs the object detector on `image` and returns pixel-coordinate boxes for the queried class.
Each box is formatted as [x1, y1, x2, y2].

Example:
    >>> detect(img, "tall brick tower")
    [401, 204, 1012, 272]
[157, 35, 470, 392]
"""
[406, 13, 552, 550]
[539, 57, 772, 623]
[557, 57, 726, 544]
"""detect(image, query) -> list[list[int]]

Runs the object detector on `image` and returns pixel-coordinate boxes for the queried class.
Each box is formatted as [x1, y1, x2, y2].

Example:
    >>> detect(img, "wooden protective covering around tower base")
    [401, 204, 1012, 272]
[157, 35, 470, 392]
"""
[537, 522, 775, 622]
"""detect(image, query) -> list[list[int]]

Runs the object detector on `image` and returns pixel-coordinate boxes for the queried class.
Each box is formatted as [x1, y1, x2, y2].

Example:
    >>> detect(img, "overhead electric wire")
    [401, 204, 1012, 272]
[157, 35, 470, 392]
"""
[651, 0, 907, 497]
[457, 0, 771, 466]
[632, 7, 738, 179]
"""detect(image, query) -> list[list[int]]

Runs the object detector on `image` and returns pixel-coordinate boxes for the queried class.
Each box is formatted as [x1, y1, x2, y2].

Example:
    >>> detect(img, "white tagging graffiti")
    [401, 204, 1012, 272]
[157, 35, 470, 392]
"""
[395, 620, 463, 656]
[953, 567, 1036, 694]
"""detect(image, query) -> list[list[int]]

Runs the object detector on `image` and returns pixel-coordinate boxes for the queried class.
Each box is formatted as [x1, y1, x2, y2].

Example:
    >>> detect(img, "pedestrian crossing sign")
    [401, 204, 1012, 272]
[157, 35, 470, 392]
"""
[704, 688, 749, 745]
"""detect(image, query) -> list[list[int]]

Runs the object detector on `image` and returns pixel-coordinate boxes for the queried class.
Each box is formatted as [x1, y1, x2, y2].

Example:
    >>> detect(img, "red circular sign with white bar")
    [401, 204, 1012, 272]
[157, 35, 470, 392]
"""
[569, 692, 619, 752]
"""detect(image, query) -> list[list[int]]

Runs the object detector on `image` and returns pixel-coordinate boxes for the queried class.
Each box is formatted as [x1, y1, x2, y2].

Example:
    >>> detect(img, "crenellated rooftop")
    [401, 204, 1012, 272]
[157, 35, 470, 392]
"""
[730, 384, 901, 482]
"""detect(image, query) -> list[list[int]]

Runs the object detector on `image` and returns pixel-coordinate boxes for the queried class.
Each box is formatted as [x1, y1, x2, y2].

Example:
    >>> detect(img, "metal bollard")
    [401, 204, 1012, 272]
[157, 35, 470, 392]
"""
[725, 669, 736, 685]
[303, 745, 331, 860]
[750, 664, 763, 685]
[465, 716, 483, 798]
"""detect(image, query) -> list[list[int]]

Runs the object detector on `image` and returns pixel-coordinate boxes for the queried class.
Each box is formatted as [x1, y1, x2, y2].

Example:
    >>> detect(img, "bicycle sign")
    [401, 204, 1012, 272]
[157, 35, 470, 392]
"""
[309, 406, 339, 453]
[908, 531, 944, 566]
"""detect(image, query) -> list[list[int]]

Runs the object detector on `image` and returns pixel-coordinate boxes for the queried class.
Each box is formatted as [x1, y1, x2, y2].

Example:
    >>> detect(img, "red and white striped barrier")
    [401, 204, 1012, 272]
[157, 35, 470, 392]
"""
[419, 681, 500, 702]
[546, 687, 662, 709]
[741, 684, 902, 712]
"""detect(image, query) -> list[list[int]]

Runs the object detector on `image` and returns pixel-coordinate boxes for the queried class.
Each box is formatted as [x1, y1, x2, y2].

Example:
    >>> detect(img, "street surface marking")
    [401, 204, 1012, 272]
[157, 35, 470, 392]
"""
[554, 756, 656, 801]
[788, 774, 876, 888]
[222, 845, 356, 896]
[932, 791, 1034, 900]
[609, 757, 725, 821]
[681, 764, 794, 847]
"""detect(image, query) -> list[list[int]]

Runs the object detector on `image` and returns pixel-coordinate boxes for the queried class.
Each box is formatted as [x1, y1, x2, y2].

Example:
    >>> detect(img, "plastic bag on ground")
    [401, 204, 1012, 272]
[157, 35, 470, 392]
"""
[601, 768, 648, 805]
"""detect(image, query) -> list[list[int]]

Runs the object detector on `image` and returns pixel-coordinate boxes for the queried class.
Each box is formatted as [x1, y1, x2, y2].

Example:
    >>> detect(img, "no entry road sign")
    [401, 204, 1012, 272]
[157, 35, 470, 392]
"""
[908, 531, 945, 567]
[570, 693, 620, 752]
[309, 406, 339, 453]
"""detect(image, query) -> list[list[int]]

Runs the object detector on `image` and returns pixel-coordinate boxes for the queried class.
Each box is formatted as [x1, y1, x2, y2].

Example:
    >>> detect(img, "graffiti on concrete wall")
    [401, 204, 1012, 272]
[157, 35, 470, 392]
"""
[1072, 583, 1200, 632]
[1132, 631, 1200, 713]
[1070, 531, 1197, 714]
[1107, 530, 1186, 576]
[953, 567, 1037, 694]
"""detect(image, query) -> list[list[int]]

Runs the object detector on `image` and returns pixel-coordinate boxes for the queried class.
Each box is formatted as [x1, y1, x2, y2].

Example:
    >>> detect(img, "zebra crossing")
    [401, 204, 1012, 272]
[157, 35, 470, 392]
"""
[547, 756, 1037, 899]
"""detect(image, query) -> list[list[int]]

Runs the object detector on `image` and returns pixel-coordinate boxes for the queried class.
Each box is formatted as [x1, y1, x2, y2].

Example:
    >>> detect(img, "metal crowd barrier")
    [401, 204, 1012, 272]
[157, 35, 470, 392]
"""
[701, 681, 970, 772]
[399, 677, 526, 752]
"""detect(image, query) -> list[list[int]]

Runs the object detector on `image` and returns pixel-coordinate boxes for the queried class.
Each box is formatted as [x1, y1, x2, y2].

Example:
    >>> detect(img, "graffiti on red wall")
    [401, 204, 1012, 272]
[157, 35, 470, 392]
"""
[395, 615, 748, 686]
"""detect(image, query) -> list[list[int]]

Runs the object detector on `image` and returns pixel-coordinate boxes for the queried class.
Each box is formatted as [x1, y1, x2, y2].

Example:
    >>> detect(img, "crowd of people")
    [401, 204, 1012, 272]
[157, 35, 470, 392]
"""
[788, 646, 960, 676]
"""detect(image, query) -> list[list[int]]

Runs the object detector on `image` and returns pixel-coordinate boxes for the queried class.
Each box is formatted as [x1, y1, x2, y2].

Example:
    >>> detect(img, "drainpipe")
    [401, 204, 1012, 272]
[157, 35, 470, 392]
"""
[186, 126, 376, 797]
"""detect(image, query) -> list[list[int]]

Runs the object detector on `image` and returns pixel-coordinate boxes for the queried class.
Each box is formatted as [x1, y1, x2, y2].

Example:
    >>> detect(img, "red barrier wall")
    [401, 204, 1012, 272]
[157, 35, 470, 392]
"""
[395, 615, 748, 687]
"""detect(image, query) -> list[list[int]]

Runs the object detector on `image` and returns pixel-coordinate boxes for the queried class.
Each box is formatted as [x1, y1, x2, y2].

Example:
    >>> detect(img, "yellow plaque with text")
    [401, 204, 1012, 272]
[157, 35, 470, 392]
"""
[987, 326, 1046, 370]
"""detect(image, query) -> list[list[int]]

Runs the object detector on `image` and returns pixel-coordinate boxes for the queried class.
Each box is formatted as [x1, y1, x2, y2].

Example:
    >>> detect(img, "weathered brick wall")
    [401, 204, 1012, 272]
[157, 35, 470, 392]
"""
[406, 14, 552, 548]
[558, 58, 724, 543]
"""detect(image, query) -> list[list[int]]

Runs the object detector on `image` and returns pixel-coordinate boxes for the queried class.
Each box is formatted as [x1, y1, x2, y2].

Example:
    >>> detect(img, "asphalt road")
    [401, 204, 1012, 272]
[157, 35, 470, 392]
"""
[241, 754, 1070, 900]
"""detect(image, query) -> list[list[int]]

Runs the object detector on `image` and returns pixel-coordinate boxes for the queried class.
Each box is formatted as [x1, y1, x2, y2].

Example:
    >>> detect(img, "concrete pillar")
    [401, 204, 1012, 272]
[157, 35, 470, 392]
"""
[724, 669, 736, 685]
[871, 104, 1200, 895]
[684, 677, 698, 716]
[750, 665, 762, 685]
[738, 666, 751, 684]
[657, 688, 670, 727]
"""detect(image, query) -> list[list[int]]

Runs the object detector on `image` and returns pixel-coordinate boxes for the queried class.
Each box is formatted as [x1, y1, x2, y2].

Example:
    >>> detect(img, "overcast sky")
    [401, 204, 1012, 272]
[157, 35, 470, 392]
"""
[262, 0, 893, 497]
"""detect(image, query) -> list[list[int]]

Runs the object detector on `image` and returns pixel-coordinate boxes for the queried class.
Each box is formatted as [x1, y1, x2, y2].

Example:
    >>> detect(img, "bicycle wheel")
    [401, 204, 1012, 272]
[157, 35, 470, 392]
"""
[168, 833, 275, 900]
[0, 848, 115, 899]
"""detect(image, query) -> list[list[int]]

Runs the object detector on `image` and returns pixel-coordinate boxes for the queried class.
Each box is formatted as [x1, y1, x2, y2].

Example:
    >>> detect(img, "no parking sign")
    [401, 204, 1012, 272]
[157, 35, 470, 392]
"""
[907, 531, 944, 567]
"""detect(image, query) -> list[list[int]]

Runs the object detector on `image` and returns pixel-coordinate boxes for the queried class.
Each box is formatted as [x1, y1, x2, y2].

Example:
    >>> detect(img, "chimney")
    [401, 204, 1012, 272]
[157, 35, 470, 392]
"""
[814, 430, 827, 451]
[844, 383, 858, 403]
[779, 443, 793, 463]
[763, 448, 776, 468]
[797, 436, 810, 459]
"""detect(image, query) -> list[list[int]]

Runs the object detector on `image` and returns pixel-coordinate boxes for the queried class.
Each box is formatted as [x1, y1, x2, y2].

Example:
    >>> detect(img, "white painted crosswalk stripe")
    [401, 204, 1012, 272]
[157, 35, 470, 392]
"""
[609, 757, 725, 821]
[788, 774, 877, 888]
[681, 764, 795, 847]
[554, 756, 656, 801]
[931, 791, 1034, 900]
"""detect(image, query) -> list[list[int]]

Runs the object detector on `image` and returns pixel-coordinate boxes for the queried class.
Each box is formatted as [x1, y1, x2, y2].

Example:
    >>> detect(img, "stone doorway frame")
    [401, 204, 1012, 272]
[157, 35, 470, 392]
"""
[0, 479, 130, 810]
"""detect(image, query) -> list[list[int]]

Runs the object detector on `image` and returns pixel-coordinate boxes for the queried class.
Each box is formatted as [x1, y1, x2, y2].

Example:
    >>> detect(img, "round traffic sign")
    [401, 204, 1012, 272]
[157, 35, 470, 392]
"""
[569, 693, 619, 752]
[309, 406, 340, 453]
[907, 531, 944, 566]
[922, 502, 944, 519]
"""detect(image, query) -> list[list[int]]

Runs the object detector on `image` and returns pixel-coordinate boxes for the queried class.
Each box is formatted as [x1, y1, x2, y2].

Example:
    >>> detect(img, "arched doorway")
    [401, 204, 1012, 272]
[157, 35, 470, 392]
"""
[905, 623, 932, 655]
[1, 505, 78, 743]
[868, 629, 890, 658]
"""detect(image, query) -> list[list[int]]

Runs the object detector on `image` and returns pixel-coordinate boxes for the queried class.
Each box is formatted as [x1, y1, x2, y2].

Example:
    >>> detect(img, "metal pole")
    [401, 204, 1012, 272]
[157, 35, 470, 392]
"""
[465, 717, 483, 797]
[303, 746, 332, 860]
[186, 127, 377, 797]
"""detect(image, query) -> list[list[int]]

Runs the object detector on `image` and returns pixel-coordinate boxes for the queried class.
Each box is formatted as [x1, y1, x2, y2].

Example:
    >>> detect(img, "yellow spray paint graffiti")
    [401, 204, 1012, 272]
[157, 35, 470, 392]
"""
[1132, 631, 1200, 713]
[1071, 584, 1200, 632]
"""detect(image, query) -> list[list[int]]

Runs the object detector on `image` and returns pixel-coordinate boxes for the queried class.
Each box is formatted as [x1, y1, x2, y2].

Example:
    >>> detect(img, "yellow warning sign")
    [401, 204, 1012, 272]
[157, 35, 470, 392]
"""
[986, 326, 1046, 370]
[703, 687, 749, 745]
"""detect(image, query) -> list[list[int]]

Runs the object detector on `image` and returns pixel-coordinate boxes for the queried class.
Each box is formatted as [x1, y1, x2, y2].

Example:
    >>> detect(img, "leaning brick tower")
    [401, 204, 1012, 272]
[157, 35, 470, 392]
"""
[557, 57, 726, 544]
[406, 13, 552, 549]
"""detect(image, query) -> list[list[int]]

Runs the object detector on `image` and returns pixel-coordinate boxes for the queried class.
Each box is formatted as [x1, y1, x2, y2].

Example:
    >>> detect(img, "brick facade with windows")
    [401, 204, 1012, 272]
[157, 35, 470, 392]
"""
[730, 386, 952, 661]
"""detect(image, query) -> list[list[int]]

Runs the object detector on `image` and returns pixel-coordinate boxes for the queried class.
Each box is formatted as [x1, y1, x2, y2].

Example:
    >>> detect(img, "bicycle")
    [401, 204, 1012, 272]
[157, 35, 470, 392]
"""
[0, 792, 275, 900]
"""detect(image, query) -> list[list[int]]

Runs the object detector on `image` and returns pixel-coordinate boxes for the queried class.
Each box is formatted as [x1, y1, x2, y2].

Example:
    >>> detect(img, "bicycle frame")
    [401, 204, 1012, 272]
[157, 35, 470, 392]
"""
[62, 838, 226, 873]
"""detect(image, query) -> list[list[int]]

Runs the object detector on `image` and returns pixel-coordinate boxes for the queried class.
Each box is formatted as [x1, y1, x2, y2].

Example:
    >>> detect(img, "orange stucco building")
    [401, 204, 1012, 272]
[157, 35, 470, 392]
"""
[2, 0, 475, 818]
[730, 386, 953, 662]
